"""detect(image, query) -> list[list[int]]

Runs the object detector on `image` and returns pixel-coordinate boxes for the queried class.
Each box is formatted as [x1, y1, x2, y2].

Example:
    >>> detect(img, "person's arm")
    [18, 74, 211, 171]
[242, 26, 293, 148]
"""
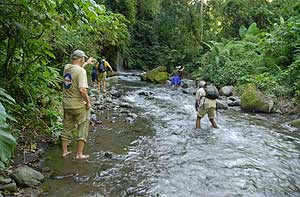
[78, 69, 91, 109]
[80, 88, 91, 109]
[195, 90, 200, 111]
[82, 57, 94, 68]
[95, 62, 99, 74]
[105, 61, 114, 73]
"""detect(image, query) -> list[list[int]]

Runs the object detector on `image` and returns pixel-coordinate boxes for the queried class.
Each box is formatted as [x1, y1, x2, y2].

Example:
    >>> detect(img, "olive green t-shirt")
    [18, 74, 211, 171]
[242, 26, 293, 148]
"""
[63, 64, 88, 109]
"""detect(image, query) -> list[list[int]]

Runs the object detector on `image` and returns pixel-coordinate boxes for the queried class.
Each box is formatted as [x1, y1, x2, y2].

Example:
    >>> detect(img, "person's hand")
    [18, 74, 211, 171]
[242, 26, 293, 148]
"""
[86, 102, 91, 110]
[195, 102, 199, 112]
[86, 57, 94, 65]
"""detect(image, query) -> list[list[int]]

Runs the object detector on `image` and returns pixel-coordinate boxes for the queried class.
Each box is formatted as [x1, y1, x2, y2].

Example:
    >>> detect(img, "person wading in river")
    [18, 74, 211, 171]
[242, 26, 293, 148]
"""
[61, 49, 94, 159]
[195, 81, 219, 129]
[97, 58, 114, 96]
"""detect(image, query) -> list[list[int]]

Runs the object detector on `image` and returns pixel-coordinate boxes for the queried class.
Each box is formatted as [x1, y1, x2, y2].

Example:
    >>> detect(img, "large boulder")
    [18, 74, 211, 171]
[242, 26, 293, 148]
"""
[241, 84, 274, 113]
[220, 86, 234, 97]
[289, 119, 300, 128]
[143, 66, 169, 84]
[12, 166, 44, 188]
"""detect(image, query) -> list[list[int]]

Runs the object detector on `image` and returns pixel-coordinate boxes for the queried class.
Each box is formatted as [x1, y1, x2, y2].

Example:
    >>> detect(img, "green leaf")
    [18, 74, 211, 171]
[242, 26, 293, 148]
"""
[0, 103, 16, 170]
[45, 50, 56, 59]
[0, 88, 15, 104]
[280, 16, 285, 24]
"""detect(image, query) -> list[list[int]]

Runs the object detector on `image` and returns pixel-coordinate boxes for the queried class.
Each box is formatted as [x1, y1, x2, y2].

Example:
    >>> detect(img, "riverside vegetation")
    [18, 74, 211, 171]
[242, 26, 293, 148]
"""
[0, 0, 300, 192]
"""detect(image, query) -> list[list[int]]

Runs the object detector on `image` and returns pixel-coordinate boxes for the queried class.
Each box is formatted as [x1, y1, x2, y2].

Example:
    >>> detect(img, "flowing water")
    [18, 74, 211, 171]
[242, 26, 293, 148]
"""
[42, 75, 300, 197]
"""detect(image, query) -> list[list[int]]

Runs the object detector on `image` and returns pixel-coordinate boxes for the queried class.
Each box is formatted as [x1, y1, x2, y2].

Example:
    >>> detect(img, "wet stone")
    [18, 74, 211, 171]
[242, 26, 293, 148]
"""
[104, 152, 113, 159]
[128, 113, 138, 118]
[119, 103, 133, 109]
[181, 83, 189, 89]
[111, 90, 122, 98]
[41, 167, 50, 173]
[138, 91, 154, 97]
[0, 177, 12, 185]
[0, 182, 17, 192]
[217, 99, 228, 110]
[12, 165, 44, 188]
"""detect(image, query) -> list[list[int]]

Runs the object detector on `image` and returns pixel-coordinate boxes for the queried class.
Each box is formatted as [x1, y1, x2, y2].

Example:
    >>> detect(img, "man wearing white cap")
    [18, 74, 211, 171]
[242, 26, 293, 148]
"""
[195, 80, 219, 129]
[61, 49, 94, 159]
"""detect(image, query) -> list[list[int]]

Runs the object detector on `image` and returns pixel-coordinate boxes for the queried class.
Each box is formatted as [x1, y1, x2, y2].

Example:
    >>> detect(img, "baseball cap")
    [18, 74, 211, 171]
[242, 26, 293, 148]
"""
[199, 80, 206, 87]
[71, 50, 88, 60]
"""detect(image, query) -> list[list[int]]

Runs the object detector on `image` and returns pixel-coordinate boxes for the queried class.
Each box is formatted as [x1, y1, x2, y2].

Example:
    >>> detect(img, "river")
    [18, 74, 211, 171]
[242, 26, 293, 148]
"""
[42, 75, 300, 196]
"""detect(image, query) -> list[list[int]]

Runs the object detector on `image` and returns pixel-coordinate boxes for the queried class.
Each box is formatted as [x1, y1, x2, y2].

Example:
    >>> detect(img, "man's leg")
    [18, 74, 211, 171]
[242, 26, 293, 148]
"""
[196, 108, 206, 129]
[103, 72, 107, 95]
[209, 118, 218, 128]
[75, 140, 89, 159]
[98, 80, 101, 95]
[75, 108, 90, 159]
[61, 109, 75, 157]
[103, 81, 106, 95]
[196, 116, 201, 129]
[208, 108, 218, 128]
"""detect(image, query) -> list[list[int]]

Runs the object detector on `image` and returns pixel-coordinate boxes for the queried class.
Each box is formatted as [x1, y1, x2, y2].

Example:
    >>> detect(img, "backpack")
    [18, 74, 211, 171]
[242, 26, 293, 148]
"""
[204, 84, 219, 99]
[98, 60, 106, 73]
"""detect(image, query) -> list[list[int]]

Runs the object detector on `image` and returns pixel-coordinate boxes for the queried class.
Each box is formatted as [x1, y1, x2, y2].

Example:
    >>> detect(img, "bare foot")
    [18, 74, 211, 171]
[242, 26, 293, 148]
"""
[74, 154, 90, 160]
[62, 151, 72, 158]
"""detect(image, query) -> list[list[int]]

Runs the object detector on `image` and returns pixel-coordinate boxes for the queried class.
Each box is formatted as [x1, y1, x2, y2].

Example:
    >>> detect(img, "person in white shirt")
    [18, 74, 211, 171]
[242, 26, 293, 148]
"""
[195, 81, 218, 129]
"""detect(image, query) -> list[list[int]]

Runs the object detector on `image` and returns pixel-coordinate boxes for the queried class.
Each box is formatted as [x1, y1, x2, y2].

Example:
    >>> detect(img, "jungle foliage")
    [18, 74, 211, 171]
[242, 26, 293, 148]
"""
[0, 0, 129, 169]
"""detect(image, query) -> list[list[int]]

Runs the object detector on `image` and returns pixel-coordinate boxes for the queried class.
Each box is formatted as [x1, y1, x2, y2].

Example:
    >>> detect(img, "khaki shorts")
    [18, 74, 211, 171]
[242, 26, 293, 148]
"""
[98, 72, 106, 82]
[197, 106, 216, 119]
[61, 107, 90, 143]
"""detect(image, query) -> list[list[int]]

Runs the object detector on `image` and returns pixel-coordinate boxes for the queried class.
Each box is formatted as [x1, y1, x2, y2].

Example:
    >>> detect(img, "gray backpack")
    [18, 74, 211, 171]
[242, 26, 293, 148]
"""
[204, 85, 219, 99]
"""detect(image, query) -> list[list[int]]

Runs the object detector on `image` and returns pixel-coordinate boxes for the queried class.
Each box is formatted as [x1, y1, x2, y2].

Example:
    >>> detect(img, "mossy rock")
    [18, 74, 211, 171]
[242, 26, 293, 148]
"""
[241, 84, 274, 113]
[241, 84, 257, 111]
[289, 119, 300, 127]
[145, 66, 169, 84]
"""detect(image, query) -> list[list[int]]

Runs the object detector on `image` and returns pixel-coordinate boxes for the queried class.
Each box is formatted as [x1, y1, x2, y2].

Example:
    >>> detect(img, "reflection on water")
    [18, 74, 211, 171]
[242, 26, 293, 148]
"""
[43, 76, 300, 196]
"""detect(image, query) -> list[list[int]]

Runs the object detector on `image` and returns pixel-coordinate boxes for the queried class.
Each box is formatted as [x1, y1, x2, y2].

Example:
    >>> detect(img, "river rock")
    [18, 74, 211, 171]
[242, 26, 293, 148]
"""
[181, 83, 189, 89]
[182, 87, 196, 95]
[12, 165, 44, 187]
[220, 86, 234, 97]
[241, 84, 274, 113]
[106, 76, 118, 84]
[182, 79, 196, 88]
[138, 91, 154, 97]
[0, 176, 12, 185]
[289, 119, 300, 128]
[143, 66, 169, 84]
[90, 88, 98, 96]
[111, 90, 122, 98]
[0, 182, 17, 192]
[217, 99, 228, 110]
[120, 103, 133, 109]
[227, 96, 241, 107]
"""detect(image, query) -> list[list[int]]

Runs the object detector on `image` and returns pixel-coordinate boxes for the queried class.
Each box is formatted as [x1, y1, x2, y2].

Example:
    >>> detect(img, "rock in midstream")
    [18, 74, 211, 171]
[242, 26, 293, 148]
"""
[12, 166, 44, 188]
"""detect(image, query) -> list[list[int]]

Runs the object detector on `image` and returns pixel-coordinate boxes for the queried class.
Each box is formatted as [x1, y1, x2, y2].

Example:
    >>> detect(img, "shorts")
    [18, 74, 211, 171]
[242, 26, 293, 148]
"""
[197, 106, 216, 119]
[92, 71, 98, 82]
[61, 107, 90, 143]
[98, 72, 106, 82]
